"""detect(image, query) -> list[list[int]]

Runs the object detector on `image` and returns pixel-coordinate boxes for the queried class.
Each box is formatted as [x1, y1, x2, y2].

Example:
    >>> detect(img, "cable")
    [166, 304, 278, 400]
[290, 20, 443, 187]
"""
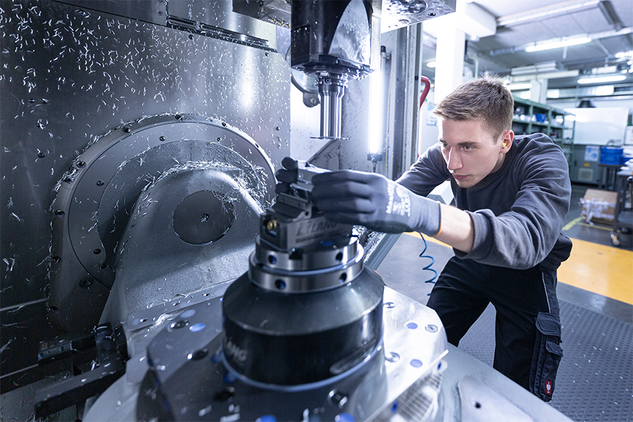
[417, 232, 438, 294]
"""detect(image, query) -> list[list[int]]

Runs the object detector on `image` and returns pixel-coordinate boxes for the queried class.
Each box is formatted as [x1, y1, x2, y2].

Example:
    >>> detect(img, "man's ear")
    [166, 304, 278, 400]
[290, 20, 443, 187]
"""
[500, 130, 514, 153]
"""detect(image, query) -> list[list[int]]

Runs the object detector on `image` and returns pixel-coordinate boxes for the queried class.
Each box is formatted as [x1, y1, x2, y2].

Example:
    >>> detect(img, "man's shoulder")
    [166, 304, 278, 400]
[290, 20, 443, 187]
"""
[510, 134, 569, 181]
[513, 133, 564, 160]
[514, 133, 556, 149]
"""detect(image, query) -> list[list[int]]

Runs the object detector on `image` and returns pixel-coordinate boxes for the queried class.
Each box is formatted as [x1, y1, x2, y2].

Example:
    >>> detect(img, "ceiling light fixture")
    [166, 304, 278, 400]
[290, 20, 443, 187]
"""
[577, 75, 626, 84]
[526, 37, 591, 52]
[507, 83, 532, 91]
[426, 61, 436, 68]
[497, 0, 601, 27]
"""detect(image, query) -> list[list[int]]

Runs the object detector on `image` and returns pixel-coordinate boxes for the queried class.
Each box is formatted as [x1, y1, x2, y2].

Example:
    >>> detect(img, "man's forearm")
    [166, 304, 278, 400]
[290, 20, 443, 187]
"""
[435, 204, 474, 253]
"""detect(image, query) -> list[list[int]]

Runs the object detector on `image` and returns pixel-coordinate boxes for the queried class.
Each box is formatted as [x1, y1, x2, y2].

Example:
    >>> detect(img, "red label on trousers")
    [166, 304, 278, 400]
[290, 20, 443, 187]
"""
[545, 380, 553, 395]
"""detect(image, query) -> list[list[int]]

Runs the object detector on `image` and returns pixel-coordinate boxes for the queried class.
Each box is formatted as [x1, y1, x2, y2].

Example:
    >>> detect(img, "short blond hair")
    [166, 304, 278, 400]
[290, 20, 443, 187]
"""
[433, 76, 514, 141]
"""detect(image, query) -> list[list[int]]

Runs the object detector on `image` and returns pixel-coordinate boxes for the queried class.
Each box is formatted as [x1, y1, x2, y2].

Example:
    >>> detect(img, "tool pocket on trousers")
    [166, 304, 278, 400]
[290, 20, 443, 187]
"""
[529, 312, 563, 402]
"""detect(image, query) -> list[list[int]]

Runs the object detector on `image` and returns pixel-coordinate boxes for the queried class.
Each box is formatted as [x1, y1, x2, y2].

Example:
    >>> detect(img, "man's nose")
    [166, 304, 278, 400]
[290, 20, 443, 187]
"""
[447, 150, 462, 171]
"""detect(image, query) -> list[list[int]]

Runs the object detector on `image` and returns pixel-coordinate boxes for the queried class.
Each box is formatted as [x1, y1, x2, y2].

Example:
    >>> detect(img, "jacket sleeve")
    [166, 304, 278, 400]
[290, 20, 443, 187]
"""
[396, 143, 451, 196]
[455, 141, 572, 269]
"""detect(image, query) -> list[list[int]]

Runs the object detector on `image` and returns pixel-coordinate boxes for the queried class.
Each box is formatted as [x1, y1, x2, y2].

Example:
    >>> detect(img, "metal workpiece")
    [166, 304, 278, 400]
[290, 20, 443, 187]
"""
[127, 287, 447, 422]
[260, 198, 353, 251]
[294, 159, 332, 188]
[260, 209, 354, 250]
[250, 162, 360, 293]
[261, 161, 352, 251]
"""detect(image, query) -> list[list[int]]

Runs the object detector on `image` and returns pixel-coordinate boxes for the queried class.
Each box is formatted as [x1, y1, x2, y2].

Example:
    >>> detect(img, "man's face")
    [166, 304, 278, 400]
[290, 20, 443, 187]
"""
[438, 118, 513, 188]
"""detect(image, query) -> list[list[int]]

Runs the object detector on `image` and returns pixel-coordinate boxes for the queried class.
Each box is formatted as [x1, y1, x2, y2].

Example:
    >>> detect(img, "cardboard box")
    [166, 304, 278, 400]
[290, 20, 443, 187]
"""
[581, 189, 617, 225]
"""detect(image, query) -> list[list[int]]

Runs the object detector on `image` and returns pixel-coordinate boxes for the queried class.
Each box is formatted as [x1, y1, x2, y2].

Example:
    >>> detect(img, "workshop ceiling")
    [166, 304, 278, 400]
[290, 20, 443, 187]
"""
[421, 0, 633, 89]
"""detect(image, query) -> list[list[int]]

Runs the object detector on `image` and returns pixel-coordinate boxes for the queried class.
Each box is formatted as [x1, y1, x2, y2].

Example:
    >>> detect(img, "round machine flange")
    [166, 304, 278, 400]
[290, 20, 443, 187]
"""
[256, 237, 359, 272]
[222, 263, 384, 386]
[49, 114, 274, 332]
[248, 242, 364, 293]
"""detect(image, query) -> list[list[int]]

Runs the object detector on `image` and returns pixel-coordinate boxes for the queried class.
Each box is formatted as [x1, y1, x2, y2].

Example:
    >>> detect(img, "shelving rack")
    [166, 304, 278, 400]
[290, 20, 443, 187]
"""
[512, 96, 575, 166]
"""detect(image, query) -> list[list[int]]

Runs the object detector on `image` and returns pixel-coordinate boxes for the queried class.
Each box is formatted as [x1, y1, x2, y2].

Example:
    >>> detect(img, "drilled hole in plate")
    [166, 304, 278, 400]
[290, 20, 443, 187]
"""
[173, 191, 235, 245]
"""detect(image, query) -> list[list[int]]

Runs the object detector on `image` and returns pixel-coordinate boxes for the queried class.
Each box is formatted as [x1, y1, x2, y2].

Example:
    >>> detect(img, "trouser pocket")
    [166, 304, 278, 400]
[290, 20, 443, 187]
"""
[529, 312, 563, 402]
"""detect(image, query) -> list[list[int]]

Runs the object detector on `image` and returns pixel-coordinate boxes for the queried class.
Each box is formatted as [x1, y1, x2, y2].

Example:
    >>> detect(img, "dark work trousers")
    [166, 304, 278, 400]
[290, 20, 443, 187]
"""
[426, 257, 561, 391]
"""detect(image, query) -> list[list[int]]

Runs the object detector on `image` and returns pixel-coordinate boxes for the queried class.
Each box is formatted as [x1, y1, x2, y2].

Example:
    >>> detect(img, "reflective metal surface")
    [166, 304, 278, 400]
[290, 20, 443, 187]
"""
[54, 0, 278, 49]
[49, 114, 274, 332]
[291, 0, 373, 140]
[329, 0, 372, 66]
[458, 376, 533, 422]
[318, 73, 350, 139]
[99, 161, 264, 328]
[381, 0, 456, 32]
[220, 161, 386, 386]
[0, 0, 289, 389]
[81, 290, 576, 422]
[233, 0, 293, 28]
[439, 348, 574, 422]
[248, 246, 365, 292]
[0, 0, 455, 399]
[125, 287, 447, 422]
[255, 237, 360, 272]
[237, 0, 457, 34]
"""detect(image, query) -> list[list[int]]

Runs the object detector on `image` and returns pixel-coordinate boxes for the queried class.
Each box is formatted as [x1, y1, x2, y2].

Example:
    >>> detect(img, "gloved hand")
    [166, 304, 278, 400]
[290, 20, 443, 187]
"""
[311, 170, 442, 235]
[275, 156, 299, 194]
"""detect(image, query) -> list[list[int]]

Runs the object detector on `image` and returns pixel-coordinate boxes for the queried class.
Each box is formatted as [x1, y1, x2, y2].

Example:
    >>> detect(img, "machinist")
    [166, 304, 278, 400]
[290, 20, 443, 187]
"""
[277, 76, 572, 401]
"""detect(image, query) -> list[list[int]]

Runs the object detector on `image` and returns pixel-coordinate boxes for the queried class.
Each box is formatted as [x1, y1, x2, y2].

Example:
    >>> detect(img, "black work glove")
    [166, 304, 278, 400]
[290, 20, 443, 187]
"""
[275, 157, 299, 194]
[310, 170, 442, 235]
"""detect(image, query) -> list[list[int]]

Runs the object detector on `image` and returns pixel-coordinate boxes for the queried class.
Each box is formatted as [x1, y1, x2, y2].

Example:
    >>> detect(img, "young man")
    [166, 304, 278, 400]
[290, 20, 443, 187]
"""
[287, 76, 572, 400]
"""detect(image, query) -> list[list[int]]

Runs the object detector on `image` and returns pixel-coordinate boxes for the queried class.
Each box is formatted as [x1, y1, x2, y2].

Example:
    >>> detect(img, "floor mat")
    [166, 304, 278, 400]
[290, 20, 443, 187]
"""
[459, 301, 633, 422]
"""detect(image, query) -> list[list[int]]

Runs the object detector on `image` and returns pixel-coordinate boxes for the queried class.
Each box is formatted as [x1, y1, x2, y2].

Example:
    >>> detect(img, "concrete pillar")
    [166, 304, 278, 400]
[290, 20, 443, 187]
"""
[423, 0, 496, 103]
[434, 21, 465, 103]
[530, 79, 548, 103]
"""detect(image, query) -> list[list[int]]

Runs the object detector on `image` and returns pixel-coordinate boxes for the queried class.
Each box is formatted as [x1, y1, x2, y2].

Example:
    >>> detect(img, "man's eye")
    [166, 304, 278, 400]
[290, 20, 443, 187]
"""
[463, 145, 472, 151]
